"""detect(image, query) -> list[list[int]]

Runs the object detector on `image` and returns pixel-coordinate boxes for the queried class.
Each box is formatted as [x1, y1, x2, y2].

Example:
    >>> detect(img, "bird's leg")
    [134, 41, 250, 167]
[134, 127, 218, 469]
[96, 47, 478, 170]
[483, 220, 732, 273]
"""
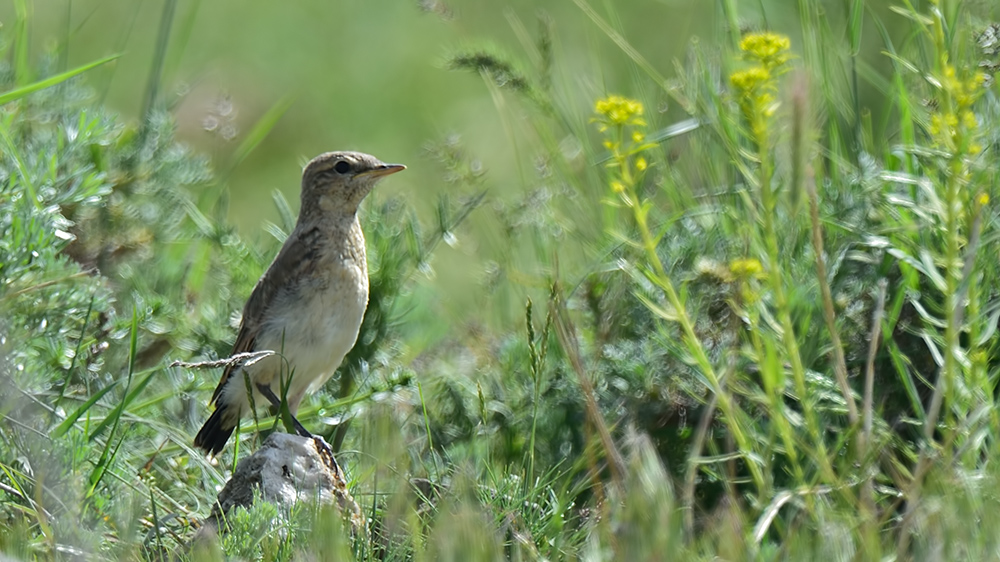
[255, 382, 312, 438]
[255, 382, 341, 473]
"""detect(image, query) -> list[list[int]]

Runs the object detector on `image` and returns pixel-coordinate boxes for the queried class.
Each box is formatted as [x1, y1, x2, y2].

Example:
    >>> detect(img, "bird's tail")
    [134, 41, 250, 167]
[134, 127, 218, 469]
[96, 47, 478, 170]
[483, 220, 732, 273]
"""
[194, 405, 237, 455]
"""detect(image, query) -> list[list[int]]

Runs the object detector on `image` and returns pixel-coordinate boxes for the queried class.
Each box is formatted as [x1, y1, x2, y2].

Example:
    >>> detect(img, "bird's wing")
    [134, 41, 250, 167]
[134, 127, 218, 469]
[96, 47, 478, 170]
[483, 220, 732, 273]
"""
[209, 226, 323, 404]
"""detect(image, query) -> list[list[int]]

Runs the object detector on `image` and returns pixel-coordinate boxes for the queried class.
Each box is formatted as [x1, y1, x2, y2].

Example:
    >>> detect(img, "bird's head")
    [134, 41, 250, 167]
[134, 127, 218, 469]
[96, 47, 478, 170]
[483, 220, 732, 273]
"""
[300, 151, 405, 215]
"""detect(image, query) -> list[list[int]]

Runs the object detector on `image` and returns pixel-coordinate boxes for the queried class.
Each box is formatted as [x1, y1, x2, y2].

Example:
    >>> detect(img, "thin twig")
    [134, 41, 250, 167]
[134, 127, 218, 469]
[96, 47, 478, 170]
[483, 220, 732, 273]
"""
[0, 271, 92, 303]
[863, 281, 887, 448]
[549, 285, 625, 489]
[793, 71, 858, 426]
[682, 392, 718, 541]
[861, 279, 887, 516]
[806, 167, 858, 424]
[863, 280, 888, 449]
[170, 350, 275, 370]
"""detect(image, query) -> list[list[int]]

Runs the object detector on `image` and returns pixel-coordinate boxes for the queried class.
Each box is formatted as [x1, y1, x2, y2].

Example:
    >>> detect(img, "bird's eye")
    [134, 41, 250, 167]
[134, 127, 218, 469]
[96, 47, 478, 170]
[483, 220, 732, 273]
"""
[334, 161, 352, 174]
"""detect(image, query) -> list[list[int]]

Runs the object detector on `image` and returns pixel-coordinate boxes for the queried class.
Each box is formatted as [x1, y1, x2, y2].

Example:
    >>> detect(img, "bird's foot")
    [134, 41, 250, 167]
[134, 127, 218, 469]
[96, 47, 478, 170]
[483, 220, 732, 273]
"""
[255, 382, 341, 475]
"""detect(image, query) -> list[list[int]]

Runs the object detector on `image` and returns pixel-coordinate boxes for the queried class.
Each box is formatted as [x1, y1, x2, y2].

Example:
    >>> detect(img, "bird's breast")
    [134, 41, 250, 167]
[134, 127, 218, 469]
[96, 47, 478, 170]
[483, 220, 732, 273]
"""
[255, 236, 369, 382]
[277, 257, 368, 346]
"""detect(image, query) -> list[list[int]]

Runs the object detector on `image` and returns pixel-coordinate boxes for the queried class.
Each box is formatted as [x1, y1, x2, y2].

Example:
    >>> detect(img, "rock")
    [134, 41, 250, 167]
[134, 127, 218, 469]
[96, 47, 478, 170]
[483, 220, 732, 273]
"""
[197, 433, 362, 539]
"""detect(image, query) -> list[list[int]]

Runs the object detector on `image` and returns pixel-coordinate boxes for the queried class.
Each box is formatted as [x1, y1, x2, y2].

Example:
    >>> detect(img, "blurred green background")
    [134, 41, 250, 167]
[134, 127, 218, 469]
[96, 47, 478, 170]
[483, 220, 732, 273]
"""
[3, 0, 907, 346]
[14, 0, 712, 211]
[6, 0, 1000, 557]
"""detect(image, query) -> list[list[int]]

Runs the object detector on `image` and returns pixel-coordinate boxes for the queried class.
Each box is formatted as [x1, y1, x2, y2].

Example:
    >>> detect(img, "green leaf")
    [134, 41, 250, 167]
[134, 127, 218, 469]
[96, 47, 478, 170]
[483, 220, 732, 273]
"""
[887, 5, 933, 27]
[918, 249, 947, 293]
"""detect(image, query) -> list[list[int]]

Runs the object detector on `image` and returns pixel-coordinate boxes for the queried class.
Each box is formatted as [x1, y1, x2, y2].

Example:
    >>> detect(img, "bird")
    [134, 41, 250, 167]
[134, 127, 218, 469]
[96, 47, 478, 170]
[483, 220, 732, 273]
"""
[194, 151, 405, 455]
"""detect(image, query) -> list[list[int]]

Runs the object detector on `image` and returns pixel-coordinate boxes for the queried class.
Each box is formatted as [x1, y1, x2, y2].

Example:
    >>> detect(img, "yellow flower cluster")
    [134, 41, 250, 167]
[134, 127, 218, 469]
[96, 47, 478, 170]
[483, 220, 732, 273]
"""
[739, 32, 791, 69]
[730, 66, 771, 96]
[729, 258, 765, 303]
[928, 63, 986, 154]
[730, 32, 791, 138]
[941, 64, 987, 108]
[594, 95, 647, 128]
[592, 94, 651, 198]
[729, 258, 764, 279]
[928, 112, 958, 137]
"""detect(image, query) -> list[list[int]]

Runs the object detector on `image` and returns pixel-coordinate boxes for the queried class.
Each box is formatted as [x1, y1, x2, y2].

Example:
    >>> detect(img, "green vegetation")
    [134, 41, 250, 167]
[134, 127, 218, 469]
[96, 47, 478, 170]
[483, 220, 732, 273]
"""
[3, 0, 1000, 559]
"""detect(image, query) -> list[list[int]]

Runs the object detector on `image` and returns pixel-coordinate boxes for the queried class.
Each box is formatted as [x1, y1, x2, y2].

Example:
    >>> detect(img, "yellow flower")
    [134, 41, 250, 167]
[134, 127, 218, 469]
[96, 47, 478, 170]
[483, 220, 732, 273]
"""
[942, 63, 958, 83]
[730, 66, 771, 95]
[961, 109, 977, 130]
[977, 192, 990, 206]
[729, 258, 764, 278]
[928, 114, 940, 137]
[739, 32, 791, 69]
[929, 112, 958, 137]
[940, 64, 987, 108]
[594, 95, 645, 126]
[593, 94, 651, 196]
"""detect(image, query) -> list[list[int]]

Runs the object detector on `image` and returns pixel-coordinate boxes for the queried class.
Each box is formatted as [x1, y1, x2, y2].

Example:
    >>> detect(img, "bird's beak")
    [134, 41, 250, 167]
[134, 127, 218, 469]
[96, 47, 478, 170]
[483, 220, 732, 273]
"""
[361, 164, 406, 179]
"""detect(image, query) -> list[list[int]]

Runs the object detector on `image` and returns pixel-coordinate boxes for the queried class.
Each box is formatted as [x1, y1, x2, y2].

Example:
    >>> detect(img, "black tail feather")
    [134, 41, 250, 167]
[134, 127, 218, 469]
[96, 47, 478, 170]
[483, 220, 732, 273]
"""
[194, 406, 236, 455]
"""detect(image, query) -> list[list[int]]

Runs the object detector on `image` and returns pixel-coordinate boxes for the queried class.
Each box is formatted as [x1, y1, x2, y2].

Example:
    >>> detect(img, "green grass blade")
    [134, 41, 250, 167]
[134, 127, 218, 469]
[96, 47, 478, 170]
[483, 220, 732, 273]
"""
[86, 432, 128, 500]
[884, 338, 927, 422]
[272, 189, 297, 234]
[869, 6, 916, 175]
[85, 309, 141, 501]
[279, 368, 297, 435]
[230, 94, 295, 170]
[128, 306, 139, 376]
[140, 0, 178, 121]
[52, 380, 120, 438]
[87, 370, 156, 442]
[87, 308, 143, 442]
[848, 0, 864, 55]
[720, 0, 741, 49]
[13, 0, 31, 87]
[149, 487, 165, 555]
[0, 118, 40, 211]
[417, 381, 434, 452]
[53, 292, 97, 413]
[571, 0, 667, 87]
[164, 0, 202, 86]
[0, 54, 121, 105]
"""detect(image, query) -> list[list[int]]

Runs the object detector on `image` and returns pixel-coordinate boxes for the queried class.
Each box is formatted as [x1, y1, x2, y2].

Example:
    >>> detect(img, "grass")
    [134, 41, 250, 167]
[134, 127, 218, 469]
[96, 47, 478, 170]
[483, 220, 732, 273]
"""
[2, 0, 1000, 560]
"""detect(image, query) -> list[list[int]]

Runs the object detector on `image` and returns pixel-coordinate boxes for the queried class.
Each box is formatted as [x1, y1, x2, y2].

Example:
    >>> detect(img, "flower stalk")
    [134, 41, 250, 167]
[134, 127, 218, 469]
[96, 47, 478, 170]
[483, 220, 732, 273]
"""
[593, 95, 767, 496]
[730, 33, 842, 487]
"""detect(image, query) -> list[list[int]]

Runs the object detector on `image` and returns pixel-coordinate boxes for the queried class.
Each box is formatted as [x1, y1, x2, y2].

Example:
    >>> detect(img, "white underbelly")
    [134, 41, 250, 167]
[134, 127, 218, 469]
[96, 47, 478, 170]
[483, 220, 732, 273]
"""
[224, 269, 368, 415]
